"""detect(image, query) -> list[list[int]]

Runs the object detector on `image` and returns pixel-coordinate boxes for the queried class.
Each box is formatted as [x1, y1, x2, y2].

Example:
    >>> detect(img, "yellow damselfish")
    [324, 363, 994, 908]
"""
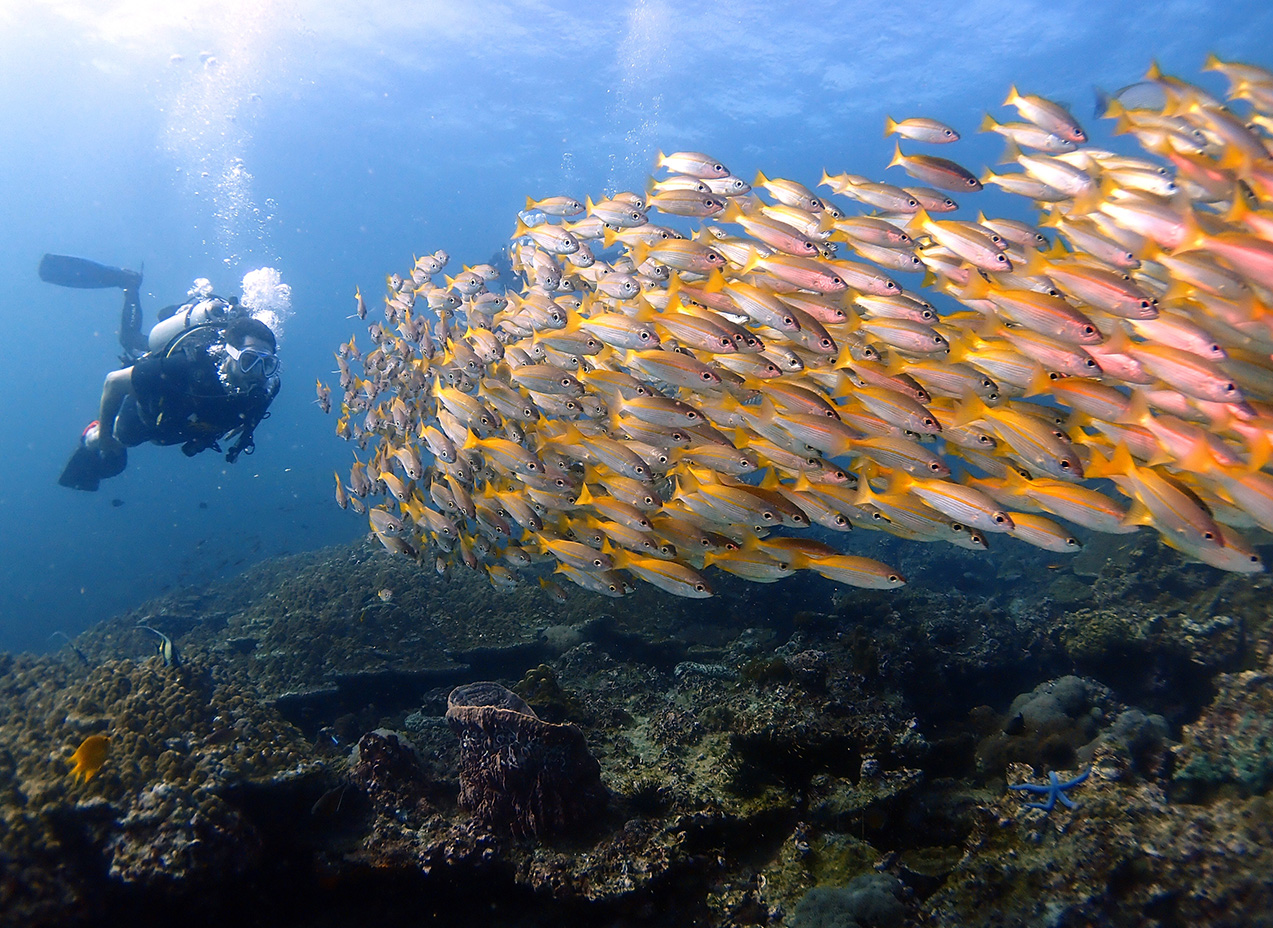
[68, 734, 109, 784]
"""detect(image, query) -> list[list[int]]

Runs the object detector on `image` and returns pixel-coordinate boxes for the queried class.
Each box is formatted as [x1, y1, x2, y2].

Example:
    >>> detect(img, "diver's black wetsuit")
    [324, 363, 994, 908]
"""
[115, 340, 279, 462]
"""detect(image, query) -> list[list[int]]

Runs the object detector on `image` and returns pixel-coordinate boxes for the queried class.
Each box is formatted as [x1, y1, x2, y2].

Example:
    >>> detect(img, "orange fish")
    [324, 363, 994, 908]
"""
[68, 734, 109, 783]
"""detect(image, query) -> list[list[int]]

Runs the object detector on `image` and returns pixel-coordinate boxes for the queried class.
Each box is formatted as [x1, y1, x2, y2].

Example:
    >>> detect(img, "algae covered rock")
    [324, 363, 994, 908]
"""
[790, 872, 907, 928]
[1173, 656, 1273, 801]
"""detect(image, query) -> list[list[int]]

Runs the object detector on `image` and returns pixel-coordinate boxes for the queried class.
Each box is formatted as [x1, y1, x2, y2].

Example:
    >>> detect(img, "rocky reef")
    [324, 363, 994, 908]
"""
[1, 530, 1271, 927]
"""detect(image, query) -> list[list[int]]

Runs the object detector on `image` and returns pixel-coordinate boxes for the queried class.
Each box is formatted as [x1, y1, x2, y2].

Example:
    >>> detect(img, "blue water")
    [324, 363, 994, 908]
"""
[2, 1, 1271, 653]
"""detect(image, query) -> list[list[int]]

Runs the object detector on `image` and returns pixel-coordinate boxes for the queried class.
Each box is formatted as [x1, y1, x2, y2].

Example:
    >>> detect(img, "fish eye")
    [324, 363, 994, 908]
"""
[1204, 531, 1215, 540]
[923, 417, 936, 428]
[1068, 538, 1081, 547]
[995, 514, 1008, 524]
[930, 462, 942, 472]
[952, 522, 965, 531]
[907, 199, 918, 208]
[888, 574, 900, 582]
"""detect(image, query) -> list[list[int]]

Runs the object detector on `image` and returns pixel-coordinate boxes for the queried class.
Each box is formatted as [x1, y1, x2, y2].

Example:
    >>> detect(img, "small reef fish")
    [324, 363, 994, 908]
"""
[50, 630, 90, 667]
[333, 57, 1273, 603]
[68, 734, 109, 783]
[315, 379, 332, 414]
[137, 625, 179, 667]
[885, 116, 960, 143]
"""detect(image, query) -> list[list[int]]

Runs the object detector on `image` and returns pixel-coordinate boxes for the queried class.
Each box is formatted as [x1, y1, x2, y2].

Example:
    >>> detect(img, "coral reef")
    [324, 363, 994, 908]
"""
[0, 533, 1271, 927]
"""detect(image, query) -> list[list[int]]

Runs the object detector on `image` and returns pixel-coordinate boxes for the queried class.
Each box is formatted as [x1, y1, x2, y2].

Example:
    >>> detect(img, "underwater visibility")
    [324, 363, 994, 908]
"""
[6, 4, 1273, 927]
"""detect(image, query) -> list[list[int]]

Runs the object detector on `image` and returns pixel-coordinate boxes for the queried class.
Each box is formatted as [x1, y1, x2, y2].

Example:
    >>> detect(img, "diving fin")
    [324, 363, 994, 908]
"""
[59, 426, 127, 492]
[39, 254, 142, 291]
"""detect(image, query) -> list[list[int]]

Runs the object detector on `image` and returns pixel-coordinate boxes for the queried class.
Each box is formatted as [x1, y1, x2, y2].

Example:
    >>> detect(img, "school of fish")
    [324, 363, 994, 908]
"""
[325, 58, 1273, 600]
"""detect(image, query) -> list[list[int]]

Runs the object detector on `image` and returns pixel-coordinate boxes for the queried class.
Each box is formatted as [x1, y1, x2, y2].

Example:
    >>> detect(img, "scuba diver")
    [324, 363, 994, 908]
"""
[41, 255, 282, 491]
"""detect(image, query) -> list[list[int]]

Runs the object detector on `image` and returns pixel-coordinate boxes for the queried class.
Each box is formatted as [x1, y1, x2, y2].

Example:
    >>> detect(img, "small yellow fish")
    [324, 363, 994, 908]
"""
[790, 551, 906, 589]
[888, 145, 982, 191]
[68, 734, 109, 783]
[885, 115, 960, 143]
[525, 195, 585, 217]
[1003, 85, 1087, 143]
[656, 150, 731, 179]
[609, 548, 713, 598]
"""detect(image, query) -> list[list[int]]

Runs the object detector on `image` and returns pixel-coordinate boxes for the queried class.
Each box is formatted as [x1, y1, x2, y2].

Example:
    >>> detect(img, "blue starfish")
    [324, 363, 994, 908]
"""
[1007, 767, 1091, 813]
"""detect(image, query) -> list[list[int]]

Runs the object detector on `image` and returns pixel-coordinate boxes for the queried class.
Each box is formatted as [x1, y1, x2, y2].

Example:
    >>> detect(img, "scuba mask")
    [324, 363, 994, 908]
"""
[224, 342, 280, 376]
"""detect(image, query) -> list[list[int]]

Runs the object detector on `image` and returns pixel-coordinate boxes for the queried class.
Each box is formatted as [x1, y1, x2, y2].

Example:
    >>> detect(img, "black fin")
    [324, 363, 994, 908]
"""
[58, 441, 126, 491]
[39, 254, 142, 290]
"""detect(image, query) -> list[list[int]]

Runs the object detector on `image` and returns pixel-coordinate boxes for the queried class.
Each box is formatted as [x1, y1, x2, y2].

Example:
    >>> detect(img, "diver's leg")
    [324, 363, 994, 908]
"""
[120, 287, 148, 355]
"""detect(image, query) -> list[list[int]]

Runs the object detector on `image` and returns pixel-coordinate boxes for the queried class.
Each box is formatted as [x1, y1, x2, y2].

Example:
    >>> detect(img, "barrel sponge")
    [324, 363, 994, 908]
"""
[445, 681, 606, 838]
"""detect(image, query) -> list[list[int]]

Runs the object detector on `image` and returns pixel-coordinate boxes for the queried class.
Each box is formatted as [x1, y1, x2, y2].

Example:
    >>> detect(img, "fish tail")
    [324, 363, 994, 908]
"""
[1092, 85, 1114, 117]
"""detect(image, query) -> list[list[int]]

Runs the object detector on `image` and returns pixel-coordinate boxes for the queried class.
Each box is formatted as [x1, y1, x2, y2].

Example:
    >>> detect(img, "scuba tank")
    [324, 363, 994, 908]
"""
[147, 296, 238, 353]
